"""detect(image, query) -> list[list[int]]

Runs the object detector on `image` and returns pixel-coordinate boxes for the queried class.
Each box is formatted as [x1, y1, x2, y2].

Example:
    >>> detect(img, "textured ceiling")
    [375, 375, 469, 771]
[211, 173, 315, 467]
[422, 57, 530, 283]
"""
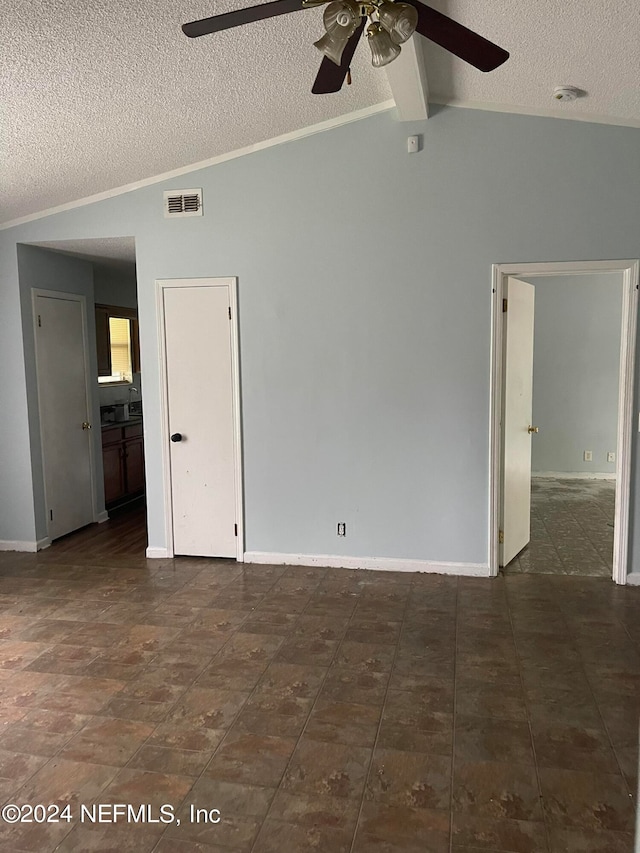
[2, 0, 639, 227]
[28, 237, 136, 268]
[424, 0, 640, 122]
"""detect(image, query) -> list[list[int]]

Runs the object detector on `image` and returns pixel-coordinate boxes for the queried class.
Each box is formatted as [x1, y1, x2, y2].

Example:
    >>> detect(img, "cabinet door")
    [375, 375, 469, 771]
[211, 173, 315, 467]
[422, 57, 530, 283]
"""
[95, 306, 112, 377]
[103, 443, 126, 504]
[124, 437, 145, 494]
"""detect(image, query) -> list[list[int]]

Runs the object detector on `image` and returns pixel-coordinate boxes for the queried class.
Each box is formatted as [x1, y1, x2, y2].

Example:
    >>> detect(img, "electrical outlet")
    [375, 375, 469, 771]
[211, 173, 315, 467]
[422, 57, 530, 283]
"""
[584, 450, 592, 462]
[337, 522, 346, 537]
[607, 452, 616, 463]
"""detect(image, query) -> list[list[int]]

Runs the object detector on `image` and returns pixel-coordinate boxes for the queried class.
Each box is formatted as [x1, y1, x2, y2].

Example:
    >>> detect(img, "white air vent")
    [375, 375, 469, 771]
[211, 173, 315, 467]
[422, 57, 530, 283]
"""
[163, 188, 203, 218]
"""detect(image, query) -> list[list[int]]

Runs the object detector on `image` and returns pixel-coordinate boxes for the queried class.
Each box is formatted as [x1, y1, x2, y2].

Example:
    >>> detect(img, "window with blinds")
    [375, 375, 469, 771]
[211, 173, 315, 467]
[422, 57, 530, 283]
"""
[98, 317, 133, 383]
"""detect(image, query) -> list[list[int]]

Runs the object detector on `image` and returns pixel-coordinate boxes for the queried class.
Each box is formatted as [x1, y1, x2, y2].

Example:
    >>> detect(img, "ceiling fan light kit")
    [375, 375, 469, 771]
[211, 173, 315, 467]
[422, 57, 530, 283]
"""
[314, 0, 417, 67]
[313, 0, 361, 65]
[182, 0, 510, 94]
[376, 2, 418, 45]
[323, 0, 361, 32]
[366, 21, 401, 67]
[313, 26, 354, 65]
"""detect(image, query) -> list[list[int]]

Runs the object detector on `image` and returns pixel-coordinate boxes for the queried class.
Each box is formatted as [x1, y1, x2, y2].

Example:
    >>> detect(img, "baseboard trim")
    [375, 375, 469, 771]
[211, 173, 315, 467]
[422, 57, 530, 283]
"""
[532, 472, 616, 480]
[244, 551, 490, 576]
[0, 539, 39, 552]
[36, 537, 51, 551]
[625, 572, 640, 586]
[146, 547, 172, 559]
[96, 511, 109, 524]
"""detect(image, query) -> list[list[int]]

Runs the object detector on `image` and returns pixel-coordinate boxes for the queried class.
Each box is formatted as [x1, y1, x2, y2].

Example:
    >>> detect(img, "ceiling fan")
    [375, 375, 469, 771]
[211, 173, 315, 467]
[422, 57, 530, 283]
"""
[182, 0, 509, 95]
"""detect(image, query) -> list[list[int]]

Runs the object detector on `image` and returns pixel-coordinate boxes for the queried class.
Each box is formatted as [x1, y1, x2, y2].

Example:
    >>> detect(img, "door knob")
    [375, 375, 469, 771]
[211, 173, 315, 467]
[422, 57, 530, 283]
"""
[82, 422, 92, 430]
[170, 433, 183, 442]
[528, 425, 539, 434]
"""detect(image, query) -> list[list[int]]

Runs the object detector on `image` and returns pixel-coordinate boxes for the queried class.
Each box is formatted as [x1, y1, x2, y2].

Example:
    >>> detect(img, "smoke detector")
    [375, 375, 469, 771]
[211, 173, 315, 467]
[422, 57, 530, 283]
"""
[553, 86, 579, 102]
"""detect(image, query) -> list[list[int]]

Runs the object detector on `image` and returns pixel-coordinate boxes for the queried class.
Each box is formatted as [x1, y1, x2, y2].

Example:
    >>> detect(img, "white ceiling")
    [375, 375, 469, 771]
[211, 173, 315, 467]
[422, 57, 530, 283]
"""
[28, 237, 137, 268]
[2, 0, 639, 228]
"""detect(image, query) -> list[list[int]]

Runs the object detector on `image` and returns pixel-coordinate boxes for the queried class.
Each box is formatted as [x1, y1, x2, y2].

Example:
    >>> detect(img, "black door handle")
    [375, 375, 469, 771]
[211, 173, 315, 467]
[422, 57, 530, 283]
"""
[170, 433, 183, 442]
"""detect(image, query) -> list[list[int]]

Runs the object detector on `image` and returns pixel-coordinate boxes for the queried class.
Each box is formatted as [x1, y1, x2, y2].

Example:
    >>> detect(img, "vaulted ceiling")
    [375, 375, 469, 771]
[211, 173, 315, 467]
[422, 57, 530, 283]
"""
[2, 0, 639, 227]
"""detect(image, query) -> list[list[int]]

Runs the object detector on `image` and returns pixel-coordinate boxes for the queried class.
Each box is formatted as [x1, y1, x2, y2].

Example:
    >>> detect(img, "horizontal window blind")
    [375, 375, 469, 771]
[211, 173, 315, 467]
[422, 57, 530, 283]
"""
[108, 317, 132, 382]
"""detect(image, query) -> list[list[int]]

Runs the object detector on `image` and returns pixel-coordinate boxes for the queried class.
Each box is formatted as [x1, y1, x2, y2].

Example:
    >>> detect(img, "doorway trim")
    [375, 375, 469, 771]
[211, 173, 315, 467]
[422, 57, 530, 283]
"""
[155, 277, 244, 561]
[31, 288, 100, 544]
[489, 260, 639, 584]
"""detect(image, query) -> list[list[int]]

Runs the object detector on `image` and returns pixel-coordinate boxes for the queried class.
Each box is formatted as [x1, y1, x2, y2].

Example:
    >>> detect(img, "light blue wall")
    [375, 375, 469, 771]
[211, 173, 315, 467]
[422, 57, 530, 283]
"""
[93, 263, 138, 309]
[15, 246, 105, 540]
[1, 106, 639, 566]
[0, 244, 35, 544]
[523, 273, 623, 475]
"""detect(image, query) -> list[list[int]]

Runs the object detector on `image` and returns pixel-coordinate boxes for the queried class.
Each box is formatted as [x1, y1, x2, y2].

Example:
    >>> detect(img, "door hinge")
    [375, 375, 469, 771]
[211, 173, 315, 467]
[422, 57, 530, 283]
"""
[502, 298, 508, 313]
[498, 529, 504, 544]
[49, 510, 53, 521]
[38, 314, 42, 327]
[228, 306, 231, 320]
[234, 523, 238, 537]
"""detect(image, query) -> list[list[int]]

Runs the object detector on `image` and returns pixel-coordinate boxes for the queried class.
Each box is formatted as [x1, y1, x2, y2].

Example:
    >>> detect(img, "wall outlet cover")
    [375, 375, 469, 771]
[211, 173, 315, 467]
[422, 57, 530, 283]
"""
[584, 450, 593, 462]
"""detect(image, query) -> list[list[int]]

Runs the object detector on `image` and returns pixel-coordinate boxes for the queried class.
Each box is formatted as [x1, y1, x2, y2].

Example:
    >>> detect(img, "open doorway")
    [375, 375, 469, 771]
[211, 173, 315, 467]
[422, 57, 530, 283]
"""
[25, 237, 148, 560]
[489, 260, 639, 584]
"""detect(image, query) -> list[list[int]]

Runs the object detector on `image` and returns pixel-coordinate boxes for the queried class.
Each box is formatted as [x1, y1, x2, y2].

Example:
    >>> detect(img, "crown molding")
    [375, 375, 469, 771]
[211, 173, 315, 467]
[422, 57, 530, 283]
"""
[0, 100, 395, 231]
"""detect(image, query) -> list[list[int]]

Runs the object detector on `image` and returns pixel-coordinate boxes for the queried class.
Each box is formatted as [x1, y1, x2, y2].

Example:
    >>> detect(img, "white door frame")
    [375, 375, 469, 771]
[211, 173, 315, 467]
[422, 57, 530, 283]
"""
[156, 277, 244, 561]
[31, 288, 100, 544]
[489, 260, 639, 584]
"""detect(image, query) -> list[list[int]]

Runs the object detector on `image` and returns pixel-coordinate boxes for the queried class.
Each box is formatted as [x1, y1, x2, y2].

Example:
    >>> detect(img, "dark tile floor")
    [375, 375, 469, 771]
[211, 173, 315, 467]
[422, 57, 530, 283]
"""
[0, 516, 637, 852]
[506, 478, 615, 577]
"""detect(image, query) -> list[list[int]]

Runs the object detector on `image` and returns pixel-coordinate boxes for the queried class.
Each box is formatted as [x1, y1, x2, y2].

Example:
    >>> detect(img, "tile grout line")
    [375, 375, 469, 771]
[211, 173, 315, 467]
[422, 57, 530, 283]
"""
[0, 595, 152, 852]
[139, 563, 300, 851]
[504, 577, 554, 853]
[15, 565, 246, 852]
[575, 606, 638, 802]
[345, 576, 415, 853]
[536, 500, 566, 573]
[33, 564, 282, 852]
[246, 571, 371, 853]
[136, 565, 345, 850]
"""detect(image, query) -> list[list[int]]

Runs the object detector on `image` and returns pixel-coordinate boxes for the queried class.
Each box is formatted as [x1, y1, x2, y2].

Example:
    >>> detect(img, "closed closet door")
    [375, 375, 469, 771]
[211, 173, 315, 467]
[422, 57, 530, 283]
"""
[163, 284, 237, 557]
[34, 293, 95, 539]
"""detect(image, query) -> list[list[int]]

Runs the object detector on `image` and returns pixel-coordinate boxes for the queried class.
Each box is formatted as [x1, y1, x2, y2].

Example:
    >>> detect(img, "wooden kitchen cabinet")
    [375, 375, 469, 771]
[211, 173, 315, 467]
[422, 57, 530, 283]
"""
[96, 306, 112, 376]
[102, 422, 145, 507]
[123, 427, 145, 494]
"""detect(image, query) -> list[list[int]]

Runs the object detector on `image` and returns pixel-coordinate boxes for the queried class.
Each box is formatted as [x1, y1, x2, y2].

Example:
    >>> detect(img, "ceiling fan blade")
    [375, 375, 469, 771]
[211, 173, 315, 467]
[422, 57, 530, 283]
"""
[182, 0, 306, 38]
[312, 19, 365, 94]
[405, 0, 508, 72]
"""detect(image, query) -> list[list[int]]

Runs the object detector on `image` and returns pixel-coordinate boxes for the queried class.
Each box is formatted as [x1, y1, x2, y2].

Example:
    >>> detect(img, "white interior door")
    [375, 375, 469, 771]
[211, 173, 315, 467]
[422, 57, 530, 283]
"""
[34, 293, 95, 540]
[500, 277, 536, 566]
[163, 284, 237, 557]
